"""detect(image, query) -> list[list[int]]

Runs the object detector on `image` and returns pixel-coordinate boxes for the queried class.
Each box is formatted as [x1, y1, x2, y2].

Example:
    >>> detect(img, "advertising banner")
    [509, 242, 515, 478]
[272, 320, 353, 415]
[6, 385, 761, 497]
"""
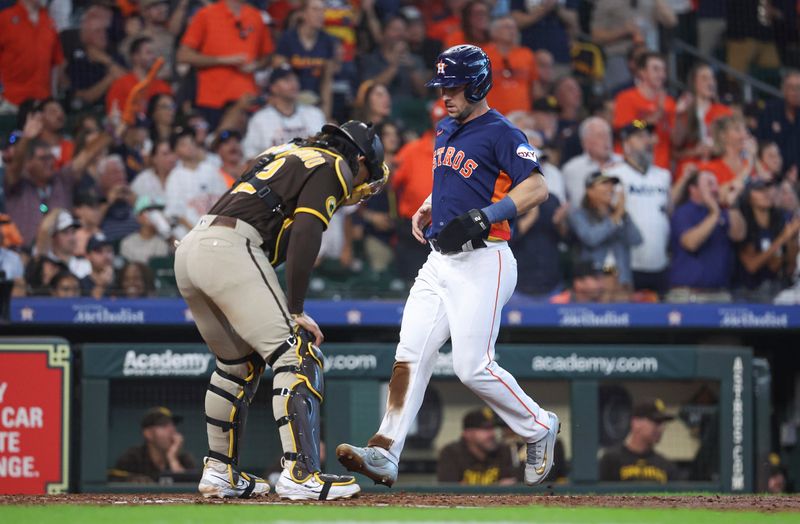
[0, 341, 70, 494]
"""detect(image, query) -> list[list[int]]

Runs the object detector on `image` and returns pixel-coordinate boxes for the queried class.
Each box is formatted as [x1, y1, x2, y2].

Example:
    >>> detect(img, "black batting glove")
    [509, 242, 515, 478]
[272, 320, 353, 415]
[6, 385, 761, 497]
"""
[436, 209, 490, 253]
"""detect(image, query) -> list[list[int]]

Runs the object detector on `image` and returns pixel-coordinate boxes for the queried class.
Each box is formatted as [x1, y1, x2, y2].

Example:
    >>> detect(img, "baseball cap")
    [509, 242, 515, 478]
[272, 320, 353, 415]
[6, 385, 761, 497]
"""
[532, 96, 561, 113]
[631, 398, 675, 423]
[140, 406, 183, 429]
[53, 210, 81, 234]
[268, 63, 297, 87]
[134, 195, 166, 215]
[573, 259, 603, 278]
[585, 171, 620, 188]
[74, 189, 101, 208]
[618, 119, 654, 140]
[86, 232, 112, 252]
[463, 407, 497, 430]
[211, 129, 242, 151]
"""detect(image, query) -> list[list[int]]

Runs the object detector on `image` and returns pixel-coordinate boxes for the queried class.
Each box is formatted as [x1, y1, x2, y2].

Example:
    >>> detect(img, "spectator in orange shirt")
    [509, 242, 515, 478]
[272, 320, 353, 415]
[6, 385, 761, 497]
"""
[428, 0, 466, 43]
[177, 0, 274, 130]
[391, 101, 444, 281]
[699, 115, 755, 191]
[0, 0, 64, 111]
[444, 0, 491, 49]
[106, 36, 172, 117]
[672, 63, 733, 181]
[613, 52, 676, 171]
[484, 16, 538, 116]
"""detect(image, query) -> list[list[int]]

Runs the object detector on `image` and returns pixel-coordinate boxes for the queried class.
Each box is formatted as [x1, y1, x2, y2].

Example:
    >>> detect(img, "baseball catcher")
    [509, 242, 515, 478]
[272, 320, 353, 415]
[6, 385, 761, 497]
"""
[174, 121, 388, 500]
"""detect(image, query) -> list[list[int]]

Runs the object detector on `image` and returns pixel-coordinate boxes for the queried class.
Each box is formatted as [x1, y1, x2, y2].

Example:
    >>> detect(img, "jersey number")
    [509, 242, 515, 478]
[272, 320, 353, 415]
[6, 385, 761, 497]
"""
[230, 149, 325, 195]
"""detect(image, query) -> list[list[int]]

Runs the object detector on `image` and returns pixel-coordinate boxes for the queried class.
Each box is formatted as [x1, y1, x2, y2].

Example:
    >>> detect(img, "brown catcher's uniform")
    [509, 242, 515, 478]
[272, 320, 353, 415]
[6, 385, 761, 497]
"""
[175, 135, 375, 499]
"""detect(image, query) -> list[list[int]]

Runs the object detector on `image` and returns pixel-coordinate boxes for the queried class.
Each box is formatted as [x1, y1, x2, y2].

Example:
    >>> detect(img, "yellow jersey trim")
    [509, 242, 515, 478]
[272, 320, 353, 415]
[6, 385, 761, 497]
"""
[295, 207, 329, 226]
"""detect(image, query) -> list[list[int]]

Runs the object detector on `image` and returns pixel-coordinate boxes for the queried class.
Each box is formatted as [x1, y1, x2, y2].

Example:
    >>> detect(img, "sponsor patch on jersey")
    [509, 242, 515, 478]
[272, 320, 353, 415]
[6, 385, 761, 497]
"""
[325, 196, 337, 218]
[516, 143, 539, 163]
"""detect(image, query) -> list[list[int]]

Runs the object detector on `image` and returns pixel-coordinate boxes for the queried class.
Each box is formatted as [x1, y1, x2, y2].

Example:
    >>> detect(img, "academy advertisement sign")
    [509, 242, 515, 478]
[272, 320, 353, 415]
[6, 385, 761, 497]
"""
[0, 341, 70, 494]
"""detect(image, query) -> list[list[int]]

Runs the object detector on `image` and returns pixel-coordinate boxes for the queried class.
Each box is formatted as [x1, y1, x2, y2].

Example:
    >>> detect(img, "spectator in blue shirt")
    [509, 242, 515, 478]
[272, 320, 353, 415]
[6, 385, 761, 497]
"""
[511, 193, 569, 297]
[568, 171, 641, 297]
[757, 71, 800, 174]
[274, 0, 336, 118]
[510, 0, 578, 76]
[666, 170, 746, 303]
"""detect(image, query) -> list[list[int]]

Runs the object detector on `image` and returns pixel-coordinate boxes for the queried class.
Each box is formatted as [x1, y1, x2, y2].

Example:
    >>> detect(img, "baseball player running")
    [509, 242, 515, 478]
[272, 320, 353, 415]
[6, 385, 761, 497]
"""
[336, 45, 560, 487]
[175, 121, 388, 500]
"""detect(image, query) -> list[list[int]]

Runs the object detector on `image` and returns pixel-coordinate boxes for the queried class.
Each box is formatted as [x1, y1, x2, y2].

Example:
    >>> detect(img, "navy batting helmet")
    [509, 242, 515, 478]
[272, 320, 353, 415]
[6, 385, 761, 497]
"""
[425, 45, 493, 103]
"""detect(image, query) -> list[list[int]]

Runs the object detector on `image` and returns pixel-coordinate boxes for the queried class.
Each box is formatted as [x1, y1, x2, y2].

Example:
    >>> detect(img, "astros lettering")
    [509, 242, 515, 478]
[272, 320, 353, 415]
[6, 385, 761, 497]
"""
[433, 147, 479, 178]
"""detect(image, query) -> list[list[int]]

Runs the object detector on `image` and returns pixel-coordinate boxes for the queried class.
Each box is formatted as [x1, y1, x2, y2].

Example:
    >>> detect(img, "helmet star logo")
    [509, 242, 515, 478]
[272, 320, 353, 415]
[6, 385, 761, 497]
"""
[437, 61, 446, 75]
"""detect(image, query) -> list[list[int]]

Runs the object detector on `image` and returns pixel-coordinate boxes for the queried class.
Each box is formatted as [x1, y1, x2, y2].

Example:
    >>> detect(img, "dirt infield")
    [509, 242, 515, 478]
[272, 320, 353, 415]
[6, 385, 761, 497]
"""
[1, 493, 799, 512]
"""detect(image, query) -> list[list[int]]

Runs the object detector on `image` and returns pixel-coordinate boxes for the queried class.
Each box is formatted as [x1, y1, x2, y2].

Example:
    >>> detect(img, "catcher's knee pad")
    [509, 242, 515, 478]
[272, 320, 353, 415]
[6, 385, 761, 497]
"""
[269, 328, 325, 481]
[205, 351, 265, 471]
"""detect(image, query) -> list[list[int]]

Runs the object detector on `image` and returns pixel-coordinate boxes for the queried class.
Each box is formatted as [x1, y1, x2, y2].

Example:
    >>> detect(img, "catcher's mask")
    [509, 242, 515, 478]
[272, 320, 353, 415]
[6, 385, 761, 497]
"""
[321, 120, 389, 205]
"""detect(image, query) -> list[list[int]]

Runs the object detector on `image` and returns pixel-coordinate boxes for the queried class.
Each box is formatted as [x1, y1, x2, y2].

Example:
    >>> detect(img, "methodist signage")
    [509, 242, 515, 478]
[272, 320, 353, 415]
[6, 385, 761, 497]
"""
[0, 339, 70, 494]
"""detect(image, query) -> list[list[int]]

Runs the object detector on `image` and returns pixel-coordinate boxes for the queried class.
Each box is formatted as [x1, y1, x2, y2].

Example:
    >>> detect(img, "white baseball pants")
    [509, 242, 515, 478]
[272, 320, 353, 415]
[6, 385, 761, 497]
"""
[368, 242, 552, 464]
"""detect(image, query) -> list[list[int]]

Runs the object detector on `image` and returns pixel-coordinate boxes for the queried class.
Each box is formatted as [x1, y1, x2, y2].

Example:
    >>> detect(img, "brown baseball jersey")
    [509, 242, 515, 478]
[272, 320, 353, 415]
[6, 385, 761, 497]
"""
[209, 144, 354, 267]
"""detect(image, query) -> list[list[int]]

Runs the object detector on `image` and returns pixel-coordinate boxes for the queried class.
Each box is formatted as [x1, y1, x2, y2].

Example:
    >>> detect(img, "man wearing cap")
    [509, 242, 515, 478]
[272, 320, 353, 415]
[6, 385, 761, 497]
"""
[530, 96, 562, 153]
[110, 406, 196, 483]
[605, 120, 672, 295]
[43, 209, 91, 279]
[242, 65, 326, 160]
[437, 408, 517, 485]
[550, 259, 610, 303]
[120, 196, 171, 265]
[599, 399, 679, 484]
[80, 233, 115, 298]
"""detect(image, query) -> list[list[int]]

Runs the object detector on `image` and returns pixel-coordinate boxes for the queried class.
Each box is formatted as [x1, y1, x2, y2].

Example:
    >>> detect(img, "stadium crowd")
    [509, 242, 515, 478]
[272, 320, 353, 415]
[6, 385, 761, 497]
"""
[0, 0, 799, 304]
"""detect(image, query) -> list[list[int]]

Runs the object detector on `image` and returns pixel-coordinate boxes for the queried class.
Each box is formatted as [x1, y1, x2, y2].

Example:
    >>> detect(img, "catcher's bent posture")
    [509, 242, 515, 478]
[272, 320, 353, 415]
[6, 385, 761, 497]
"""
[337, 45, 560, 487]
[174, 121, 388, 500]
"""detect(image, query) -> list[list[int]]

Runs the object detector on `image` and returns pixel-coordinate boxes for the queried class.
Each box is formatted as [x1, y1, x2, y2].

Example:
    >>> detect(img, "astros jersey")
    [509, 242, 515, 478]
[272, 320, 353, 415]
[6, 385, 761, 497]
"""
[428, 109, 541, 240]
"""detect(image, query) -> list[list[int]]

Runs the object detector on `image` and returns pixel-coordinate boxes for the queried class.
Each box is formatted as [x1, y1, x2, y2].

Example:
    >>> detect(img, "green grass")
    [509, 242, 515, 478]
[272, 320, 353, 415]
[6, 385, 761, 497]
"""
[0, 505, 796, 524]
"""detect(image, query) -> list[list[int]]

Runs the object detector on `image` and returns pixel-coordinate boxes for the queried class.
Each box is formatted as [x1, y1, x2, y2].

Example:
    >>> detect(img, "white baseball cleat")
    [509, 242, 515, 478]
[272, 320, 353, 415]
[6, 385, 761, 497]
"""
[524, 411, 560, 486]
[335, 443, 398, 487]
[274, 469, 361, 501]
[198, 457, 270, 498]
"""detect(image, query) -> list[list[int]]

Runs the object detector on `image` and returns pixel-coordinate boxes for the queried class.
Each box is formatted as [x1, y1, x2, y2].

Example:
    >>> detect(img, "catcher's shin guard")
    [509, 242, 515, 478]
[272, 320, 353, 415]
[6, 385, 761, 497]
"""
[270, 329, 325, 480]
[204, 351, 265, 484]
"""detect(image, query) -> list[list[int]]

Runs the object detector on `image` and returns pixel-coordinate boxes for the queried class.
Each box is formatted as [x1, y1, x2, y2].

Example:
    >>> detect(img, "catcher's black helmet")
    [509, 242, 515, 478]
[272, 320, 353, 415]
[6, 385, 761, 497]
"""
[321, 120, 386, 183]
